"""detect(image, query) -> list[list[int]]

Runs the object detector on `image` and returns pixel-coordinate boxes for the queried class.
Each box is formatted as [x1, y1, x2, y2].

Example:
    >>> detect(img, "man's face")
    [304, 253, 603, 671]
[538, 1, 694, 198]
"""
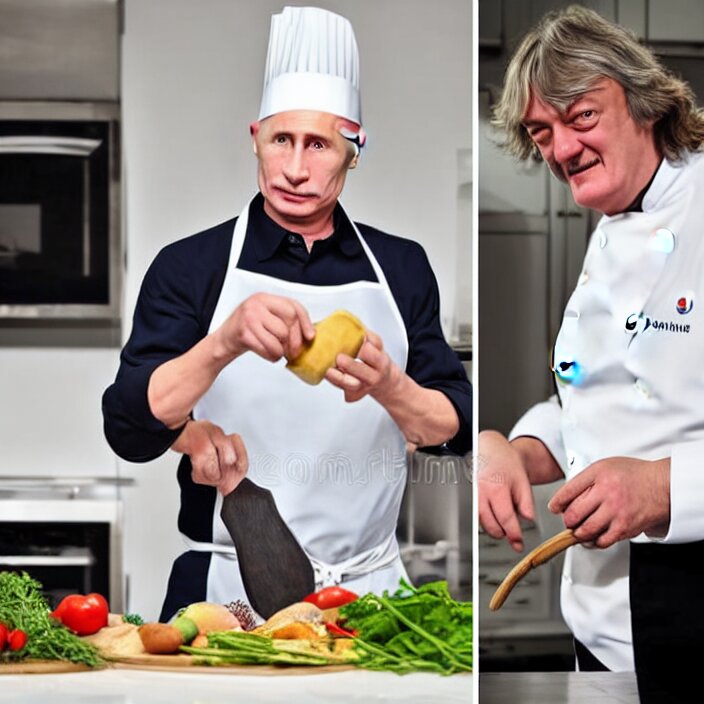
[252, 110, 357, 231]
[522, 77, 660, 215]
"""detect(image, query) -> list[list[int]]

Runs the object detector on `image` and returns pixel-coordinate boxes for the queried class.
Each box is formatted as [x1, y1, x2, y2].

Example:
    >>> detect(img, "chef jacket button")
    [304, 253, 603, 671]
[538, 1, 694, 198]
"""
[598, 231, 608, 248]
[578, 271, 589, 286]
[634, 378, 653, 399]
[650, 227, 676, 254]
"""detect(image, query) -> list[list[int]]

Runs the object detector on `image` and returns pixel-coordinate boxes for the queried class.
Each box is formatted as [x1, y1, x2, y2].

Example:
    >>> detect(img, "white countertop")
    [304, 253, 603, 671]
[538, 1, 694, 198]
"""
[479, 672, 638, 703]
[0, 668, 472, 703]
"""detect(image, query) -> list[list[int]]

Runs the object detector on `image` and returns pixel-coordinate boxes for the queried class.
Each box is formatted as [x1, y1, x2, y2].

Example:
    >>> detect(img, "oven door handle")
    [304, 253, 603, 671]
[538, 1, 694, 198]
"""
[0, 136, 102, 157]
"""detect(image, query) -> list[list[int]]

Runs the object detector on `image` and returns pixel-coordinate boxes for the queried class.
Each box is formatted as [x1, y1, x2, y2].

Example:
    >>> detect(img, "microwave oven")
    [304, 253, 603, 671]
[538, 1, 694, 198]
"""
[0, 101, 121, 337]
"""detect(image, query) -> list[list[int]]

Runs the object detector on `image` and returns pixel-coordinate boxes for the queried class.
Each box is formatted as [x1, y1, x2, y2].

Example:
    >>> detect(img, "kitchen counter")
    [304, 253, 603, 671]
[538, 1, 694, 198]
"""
[480, 672, 638, 703]
[0, 668, 472, 703]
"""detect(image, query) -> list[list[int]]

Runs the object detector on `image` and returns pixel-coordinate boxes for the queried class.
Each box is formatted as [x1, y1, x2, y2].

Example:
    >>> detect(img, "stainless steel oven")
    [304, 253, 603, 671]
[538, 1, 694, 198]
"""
[0, 477, 130, 611]
[0, 101, 120, 325]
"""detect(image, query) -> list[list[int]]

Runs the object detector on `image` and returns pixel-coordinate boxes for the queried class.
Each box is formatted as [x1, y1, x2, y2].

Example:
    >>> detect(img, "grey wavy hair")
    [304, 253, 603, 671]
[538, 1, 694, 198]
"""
[493, 4, 704, 161]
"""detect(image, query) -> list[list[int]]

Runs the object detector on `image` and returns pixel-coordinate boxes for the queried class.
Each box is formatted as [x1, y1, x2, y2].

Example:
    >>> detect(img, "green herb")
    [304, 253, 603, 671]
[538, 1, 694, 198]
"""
[339, 579, 472, 675]
[0, 571, 103, 667]
[121, 613, 145, 626]
[182, 630, 354, 667]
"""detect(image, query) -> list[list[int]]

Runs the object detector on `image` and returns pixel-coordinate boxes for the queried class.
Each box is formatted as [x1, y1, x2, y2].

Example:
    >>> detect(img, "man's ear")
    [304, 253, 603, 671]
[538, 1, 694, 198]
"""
[250, 121, 260, 156]
[348, 151, 359, 169]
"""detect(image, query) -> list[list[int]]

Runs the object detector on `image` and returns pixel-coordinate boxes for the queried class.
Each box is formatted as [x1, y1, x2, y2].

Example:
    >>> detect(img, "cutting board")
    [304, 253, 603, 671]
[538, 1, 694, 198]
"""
[0, 660, 102, 675]
[112, 653, 355, 675]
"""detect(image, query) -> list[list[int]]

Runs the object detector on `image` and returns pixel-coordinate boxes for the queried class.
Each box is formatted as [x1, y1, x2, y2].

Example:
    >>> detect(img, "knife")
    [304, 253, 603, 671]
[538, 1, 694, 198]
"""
[220, 478, 315, 618]
[489, 528, 578, 611]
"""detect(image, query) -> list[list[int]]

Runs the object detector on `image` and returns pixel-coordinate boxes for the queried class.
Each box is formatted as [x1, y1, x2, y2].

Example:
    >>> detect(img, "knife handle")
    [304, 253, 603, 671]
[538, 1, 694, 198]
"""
[489, 529, 579, 611]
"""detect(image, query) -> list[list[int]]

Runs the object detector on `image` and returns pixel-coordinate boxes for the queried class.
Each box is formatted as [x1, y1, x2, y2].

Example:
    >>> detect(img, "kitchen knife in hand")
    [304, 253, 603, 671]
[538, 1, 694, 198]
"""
[220, 478, 315, 619]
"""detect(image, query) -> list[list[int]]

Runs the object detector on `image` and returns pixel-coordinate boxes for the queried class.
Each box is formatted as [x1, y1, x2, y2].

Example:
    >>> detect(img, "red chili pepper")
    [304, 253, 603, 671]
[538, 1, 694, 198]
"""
[302, 586, 359, 610]
[51, 593, 109, 636]
[7, 629, 27, 651]
[325, 621, 358, 638]
[0, 623, 8, 651]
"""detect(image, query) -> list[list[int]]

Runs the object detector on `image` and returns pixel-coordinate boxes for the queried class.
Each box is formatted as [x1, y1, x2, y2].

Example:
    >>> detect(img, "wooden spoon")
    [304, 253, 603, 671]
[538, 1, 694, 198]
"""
[489, 529, 579, 611]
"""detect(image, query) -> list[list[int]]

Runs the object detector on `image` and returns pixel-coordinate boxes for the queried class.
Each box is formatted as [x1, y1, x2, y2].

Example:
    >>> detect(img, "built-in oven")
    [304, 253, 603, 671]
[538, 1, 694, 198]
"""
[0, 477, 130, 611]
[0, 101, 121, 341]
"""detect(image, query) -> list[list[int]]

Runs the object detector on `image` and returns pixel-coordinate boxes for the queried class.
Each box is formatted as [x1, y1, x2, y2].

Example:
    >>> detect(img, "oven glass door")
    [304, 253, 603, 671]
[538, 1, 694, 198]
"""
[0, 120, 110, 307]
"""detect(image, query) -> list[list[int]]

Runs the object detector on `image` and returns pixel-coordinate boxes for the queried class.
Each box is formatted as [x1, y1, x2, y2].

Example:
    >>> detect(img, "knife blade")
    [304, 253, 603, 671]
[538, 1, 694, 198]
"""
[220, 478, 315, 618]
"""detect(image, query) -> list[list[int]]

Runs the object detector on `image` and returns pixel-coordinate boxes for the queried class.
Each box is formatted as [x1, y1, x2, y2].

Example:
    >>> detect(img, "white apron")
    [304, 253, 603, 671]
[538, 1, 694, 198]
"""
[187, 197, 410, 611]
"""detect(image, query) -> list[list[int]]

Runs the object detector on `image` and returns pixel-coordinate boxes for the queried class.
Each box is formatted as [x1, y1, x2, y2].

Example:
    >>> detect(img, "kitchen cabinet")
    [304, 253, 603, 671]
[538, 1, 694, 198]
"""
[480, 0, 704, 53]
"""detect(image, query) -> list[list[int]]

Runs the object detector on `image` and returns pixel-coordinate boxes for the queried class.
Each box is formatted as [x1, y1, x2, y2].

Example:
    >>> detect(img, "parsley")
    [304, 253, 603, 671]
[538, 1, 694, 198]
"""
[339, 579, 472, 675]
[0, 571, 103, 667]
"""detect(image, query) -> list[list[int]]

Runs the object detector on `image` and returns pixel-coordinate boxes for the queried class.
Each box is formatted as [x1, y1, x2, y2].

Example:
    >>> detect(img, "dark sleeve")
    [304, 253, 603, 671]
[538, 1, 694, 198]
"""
[102, 222, 233, 462]
[362, 227, 472, 455]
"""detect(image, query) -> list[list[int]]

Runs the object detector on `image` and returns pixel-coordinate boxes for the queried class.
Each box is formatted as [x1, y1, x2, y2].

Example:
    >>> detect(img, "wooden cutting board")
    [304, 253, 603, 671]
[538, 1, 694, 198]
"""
[112, 653, 356, 675]
[0, 660, 102, 675]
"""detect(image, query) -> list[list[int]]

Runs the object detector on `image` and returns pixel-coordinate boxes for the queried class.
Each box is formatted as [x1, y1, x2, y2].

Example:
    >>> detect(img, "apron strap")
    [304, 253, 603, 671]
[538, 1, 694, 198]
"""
[310, 532, 400, 589]
[180, 531, 400, 588]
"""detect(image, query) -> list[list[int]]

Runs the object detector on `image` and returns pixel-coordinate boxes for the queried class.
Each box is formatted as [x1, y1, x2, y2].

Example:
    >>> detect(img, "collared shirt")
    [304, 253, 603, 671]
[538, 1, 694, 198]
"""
[102, 193, 472, 461]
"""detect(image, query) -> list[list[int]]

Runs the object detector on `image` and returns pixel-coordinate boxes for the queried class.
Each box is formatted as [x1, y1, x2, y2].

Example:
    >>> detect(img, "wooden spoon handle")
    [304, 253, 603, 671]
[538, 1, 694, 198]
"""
[489, 529, 579, 611]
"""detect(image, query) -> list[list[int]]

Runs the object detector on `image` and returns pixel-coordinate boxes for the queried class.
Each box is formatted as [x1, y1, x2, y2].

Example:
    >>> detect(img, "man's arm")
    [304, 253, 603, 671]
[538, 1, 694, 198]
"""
[477, 430, 564, 551]
[148, 293, 315, 428]
[326, 330, 459, 447]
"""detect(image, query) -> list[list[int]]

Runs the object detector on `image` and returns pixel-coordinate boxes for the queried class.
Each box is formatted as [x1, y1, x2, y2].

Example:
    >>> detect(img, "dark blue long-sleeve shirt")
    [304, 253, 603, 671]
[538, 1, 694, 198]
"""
[102, 194, 472, 461]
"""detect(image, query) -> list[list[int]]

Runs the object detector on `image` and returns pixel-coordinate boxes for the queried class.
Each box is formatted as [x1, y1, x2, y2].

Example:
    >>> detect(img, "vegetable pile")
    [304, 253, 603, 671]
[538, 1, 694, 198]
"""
[340, 579, 472, 675]
[0, 572, 103, 667]
[183, 579, 472, 676]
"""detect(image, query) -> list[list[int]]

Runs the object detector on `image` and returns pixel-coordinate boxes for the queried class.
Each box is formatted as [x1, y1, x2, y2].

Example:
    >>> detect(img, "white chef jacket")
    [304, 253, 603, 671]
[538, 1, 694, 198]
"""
[509, 150, 704, 671]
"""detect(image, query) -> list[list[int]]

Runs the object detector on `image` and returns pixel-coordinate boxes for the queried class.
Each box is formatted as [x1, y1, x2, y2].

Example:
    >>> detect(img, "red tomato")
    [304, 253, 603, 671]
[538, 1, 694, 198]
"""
[51, 593, 109, 636]
[7, 629, 27, 651]
[0, 623, 8, 651]
[303, 586, 358, 609]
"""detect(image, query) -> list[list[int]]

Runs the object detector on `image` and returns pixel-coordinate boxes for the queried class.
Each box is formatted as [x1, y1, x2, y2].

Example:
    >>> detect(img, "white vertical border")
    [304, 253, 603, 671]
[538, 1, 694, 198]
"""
[471, 0, 480, 700]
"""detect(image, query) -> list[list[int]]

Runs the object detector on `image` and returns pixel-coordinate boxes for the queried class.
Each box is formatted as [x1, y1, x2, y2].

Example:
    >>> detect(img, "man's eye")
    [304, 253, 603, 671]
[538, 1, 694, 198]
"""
[310, 140, 325, 150]
[275, 135, 288, 144]
[529, 127, 550, 144]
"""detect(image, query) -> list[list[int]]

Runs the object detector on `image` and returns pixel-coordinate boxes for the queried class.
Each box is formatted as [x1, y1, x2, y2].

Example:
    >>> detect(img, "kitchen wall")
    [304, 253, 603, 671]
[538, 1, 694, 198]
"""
[119, 0, 472, 619]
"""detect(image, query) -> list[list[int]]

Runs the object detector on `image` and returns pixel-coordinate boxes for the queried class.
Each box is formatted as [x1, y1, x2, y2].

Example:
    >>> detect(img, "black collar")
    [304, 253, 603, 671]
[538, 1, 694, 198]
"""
[624, 159, 663, 213]
[248, 193, 362, 260]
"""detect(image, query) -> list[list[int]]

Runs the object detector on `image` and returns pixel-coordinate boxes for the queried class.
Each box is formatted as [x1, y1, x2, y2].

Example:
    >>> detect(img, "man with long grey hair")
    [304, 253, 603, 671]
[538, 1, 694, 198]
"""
[478, 4, 704, 700]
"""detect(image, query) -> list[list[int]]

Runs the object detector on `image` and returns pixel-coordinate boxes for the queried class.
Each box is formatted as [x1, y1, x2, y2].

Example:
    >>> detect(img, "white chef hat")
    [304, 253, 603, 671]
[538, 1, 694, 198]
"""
[258, 6, 363, 131]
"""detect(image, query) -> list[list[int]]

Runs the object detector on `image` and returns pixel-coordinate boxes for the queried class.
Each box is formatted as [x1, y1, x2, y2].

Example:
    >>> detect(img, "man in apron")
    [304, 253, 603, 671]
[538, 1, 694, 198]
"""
[103, 7, 471, 625]
[477, 6, 704, 701]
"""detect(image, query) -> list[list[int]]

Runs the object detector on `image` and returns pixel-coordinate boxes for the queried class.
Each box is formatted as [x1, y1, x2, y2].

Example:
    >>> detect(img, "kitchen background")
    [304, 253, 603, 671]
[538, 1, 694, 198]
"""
[478, 0, 704, 672]
[0, 0, 472, 621]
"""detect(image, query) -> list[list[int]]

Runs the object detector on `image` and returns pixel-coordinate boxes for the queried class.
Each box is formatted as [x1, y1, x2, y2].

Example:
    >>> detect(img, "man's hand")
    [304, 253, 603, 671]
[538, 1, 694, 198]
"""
[172, 420, 248, 495]
[324, 330, 397, 403]
[324, 328, 460, 447]
[215, 293, 315, 363]
[548, 457, 671, 548]
[477, 430, 536, 552]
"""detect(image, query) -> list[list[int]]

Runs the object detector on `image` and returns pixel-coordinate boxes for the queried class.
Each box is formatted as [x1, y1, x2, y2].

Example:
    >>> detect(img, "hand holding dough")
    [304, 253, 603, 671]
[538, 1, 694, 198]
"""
[286, 310, 366, 385]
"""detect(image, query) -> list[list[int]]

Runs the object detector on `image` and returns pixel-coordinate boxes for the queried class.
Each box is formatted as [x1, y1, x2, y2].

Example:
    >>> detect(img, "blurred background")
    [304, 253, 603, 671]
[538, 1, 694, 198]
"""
[478, 0, 704, 672]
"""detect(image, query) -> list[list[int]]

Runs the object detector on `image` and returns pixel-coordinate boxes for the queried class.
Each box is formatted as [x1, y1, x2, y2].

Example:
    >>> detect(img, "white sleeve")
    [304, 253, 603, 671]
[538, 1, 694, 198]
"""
[507, 395, 568, 473]
[636, 440, 704, 544]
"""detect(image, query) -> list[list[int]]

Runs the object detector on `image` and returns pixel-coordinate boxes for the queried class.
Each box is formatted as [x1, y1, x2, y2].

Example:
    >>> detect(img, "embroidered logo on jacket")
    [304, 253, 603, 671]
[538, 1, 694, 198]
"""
[626, 312, 690, 335]
[676, 295, 694, 315]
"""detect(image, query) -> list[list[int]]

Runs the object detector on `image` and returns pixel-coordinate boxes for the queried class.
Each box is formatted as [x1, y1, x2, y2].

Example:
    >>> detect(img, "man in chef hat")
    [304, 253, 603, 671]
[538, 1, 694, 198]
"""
[477, 5, 704, 701]
[103, 7, 470, 623]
